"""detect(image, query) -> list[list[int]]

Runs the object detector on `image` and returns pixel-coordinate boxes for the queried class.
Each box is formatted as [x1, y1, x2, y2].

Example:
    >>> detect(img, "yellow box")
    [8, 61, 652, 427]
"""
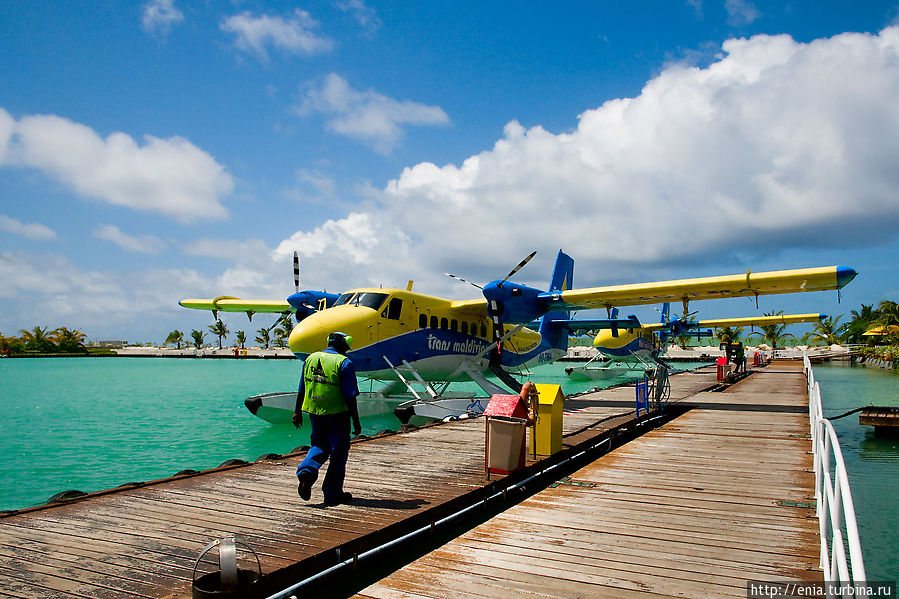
[529, 383, 564, 456]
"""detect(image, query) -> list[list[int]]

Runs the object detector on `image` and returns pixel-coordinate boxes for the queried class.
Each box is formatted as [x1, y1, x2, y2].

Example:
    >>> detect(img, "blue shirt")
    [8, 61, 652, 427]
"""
[295, 347, 359, 413]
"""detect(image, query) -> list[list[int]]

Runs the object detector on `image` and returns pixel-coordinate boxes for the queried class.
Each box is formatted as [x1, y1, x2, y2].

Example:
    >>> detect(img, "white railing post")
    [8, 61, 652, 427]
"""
[804, 351, 866, 586]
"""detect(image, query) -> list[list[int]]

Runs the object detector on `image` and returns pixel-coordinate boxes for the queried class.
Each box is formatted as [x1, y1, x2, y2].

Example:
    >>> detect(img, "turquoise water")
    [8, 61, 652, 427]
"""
[812, 363, 899, 581]
[4, 358, 893, 580]
[0, 357, 655, 512]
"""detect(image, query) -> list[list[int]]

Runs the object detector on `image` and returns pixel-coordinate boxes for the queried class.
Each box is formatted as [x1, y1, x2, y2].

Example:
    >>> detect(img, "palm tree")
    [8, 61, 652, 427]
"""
[19, 326, 56, 352]
[715, 326, 744, 345]
[877, 300, 899, 326]
[52, 327, 87, 353]
[844, 304, 876, 343]
[812, 315, 844, 345]
[272, 316, 292, 349]
[208, 320, 229, 350]
[235, 331, 246, 349]
[255, 328, 271, 350]
[876, 301, 899, 345]
[164, 330, 184, 349]
[748, 311, 794, 351]
[190, 329, 205, 349]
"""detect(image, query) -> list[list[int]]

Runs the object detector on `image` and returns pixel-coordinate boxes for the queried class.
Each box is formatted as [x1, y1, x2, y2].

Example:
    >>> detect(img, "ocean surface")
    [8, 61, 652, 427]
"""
[1, 357, 896, 578]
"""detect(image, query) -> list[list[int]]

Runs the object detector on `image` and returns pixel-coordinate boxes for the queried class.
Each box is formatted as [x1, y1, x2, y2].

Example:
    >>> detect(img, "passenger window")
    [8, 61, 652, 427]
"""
[430, 315, 438, 328]
[480, 323, 487, 338]
[450, 319, 458, 332]
[440, 318, 448, 330]
[419, 314, 427, 328]
[461, 322, 468, 335]
[381, 297, 402, 320]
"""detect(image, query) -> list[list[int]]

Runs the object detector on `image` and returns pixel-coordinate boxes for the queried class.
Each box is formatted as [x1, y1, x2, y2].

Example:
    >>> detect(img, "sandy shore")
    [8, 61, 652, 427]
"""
[114, 346, 294, 358]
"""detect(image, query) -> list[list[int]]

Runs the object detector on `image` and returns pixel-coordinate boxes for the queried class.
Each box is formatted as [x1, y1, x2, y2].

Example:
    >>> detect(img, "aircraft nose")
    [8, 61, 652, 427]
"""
[288, 317, 330, 359]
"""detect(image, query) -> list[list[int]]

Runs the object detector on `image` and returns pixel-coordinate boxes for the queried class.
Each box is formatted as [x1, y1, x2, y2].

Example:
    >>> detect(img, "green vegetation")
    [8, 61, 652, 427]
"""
[235, 331, 246, 349]
[208, 320, 229, 350]
[714, 326, 744, 345]
[164, 330, 184, 349]
[190, 329, 205, 349]
[255, 327, 271, 350]
[0, 326, 115, 356]
[748, 311, 795, 351]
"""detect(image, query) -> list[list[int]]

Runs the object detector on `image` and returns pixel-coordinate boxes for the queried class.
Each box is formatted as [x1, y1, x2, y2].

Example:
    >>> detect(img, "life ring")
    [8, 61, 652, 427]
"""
[520, 381, 538, 424]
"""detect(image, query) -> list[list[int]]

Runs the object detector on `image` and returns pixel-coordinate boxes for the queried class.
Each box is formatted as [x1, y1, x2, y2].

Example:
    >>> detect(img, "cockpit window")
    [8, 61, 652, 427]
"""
[355, 292, 388, 311]
[333, 292, 388, 311]
[334, 293, 357, 306]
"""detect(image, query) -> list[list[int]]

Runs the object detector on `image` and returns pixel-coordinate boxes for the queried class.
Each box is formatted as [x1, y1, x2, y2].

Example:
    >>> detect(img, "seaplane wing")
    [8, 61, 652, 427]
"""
[548, 266, 855, 311]
[179, 297, 293, 313]
[642, 312, 826, 331]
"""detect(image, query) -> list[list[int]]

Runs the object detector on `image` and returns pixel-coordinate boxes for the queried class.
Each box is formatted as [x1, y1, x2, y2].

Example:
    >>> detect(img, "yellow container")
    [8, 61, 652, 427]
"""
[529, 383, 564, 456]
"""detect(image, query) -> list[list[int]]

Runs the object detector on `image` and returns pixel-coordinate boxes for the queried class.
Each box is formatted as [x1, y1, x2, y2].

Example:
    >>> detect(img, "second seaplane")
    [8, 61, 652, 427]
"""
[180, 250, 856, 424]
[563, 306, 828, 381]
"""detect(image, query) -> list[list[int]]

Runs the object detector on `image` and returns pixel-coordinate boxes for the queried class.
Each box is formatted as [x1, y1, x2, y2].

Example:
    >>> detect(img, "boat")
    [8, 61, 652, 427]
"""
[244, 391, 405, 424]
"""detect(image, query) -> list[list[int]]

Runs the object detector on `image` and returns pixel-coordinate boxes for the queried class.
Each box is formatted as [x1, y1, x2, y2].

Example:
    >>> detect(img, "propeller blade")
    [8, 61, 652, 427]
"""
[499, 251, 536, 285]
[293, 251, 300, 292]
[445, 273, 482, 289]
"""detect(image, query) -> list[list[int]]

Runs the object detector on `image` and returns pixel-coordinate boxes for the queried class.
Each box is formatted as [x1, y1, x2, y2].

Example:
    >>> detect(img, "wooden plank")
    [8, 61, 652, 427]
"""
[360, 366, 821, 598]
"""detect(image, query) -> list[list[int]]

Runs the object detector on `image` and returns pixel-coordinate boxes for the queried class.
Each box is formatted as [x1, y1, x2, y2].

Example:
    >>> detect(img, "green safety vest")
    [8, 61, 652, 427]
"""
[302, 351, 348, 415]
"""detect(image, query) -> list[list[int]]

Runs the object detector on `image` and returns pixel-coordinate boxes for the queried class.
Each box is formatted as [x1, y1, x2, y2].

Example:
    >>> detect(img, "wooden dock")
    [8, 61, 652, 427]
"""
[357, 361, 820, 598]
[0, 364, 820, 598]
[0, 368, 715, 599]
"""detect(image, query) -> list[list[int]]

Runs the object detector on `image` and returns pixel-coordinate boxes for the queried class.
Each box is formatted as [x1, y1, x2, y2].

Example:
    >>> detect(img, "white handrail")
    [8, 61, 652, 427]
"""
[803, 353, 867, 585]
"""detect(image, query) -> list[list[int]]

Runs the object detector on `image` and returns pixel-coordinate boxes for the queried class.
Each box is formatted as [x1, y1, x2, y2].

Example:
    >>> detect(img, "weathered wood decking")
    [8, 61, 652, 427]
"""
[357, 362, 819, 598]
[0, 369, 717, 598]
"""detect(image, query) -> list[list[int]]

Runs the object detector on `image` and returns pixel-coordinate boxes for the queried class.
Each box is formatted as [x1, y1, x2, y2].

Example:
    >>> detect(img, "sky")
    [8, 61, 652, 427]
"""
[2, 1, 899, 344]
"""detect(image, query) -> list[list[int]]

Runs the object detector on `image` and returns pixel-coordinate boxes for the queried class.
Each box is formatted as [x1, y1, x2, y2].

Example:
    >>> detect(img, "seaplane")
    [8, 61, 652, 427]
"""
[563, 306, 828, 381]
[179, 250, 856, 424]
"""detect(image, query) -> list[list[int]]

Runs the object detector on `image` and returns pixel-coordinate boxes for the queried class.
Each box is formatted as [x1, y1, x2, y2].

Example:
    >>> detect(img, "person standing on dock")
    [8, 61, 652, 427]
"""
[292, 332, 362, 506]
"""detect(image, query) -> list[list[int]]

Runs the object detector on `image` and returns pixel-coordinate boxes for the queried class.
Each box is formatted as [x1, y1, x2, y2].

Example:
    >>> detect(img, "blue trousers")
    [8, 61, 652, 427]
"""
[296, 412, 351, 501]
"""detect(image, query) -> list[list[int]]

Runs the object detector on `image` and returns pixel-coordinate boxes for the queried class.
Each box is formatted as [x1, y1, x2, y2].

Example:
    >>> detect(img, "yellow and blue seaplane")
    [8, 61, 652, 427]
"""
[564, 306, 827, 381]
[180, 250, 856, 424]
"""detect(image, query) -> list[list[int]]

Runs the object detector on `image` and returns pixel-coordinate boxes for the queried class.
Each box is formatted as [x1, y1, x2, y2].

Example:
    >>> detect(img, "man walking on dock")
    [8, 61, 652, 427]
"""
[292, 332, 362, 505]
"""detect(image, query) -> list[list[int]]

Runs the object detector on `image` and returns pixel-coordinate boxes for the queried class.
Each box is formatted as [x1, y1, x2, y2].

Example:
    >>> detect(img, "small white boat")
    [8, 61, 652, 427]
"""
[244, 391, 404, 424]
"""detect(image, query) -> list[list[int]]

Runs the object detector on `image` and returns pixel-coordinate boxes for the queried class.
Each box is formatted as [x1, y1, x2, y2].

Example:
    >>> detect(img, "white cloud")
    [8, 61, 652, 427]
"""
[336, 0, 382, 36]
[262, 27, 899, 295]
[142, 0, 184, 36]
[297, 74, 450, 154]
[0, 111, 232, 223]
[92, 225, 166, 254]
[221, 10, 334, 61]
[0, 250, 216, 339]
[725, 0, 760, 27]
[0, 215, 57, 241]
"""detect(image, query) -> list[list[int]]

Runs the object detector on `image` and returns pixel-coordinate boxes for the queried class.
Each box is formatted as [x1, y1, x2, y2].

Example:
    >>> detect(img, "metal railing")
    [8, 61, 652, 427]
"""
[803, 353, 866, 585]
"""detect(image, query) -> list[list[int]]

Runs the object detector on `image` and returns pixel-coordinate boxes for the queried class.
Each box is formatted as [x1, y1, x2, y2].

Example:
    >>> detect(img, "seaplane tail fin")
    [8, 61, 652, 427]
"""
[539, 250, 575, 351]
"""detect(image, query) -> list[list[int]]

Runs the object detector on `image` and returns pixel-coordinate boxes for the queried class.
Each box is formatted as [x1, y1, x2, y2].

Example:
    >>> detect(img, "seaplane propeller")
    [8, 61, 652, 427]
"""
[446, 251, 539, 344]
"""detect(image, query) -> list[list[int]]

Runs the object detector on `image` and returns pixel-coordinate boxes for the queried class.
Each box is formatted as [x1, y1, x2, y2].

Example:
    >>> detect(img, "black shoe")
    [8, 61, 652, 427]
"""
[297, 470, 312, 501]
[323, 492, 352, 506]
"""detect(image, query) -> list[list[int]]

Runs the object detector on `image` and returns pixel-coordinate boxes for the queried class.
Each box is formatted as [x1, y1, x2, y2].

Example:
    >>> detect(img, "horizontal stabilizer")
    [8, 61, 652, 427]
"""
[551, 316, 641, 330]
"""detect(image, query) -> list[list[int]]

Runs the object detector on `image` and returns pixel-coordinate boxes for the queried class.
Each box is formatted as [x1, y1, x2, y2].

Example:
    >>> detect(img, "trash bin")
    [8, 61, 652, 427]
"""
[716, 357, 731, 382]
[530, 384, 564, 457]
[483, 394, 529, 477]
